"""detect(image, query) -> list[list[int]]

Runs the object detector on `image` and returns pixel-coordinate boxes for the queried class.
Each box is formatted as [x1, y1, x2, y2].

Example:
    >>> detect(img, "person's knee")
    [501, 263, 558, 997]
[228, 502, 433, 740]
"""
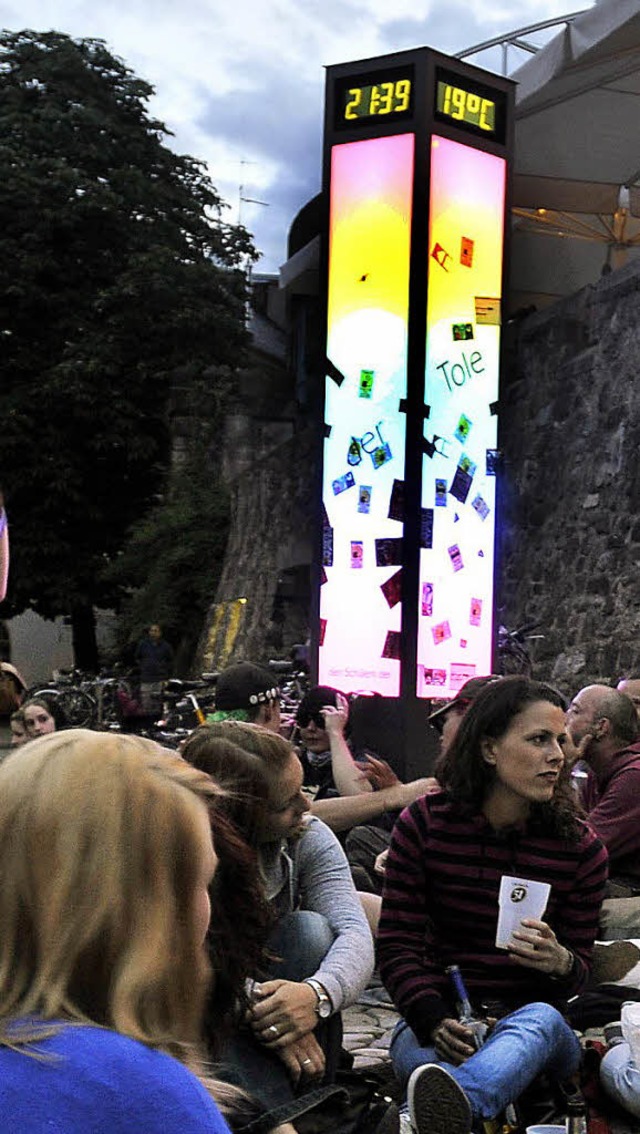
[268, 911, 334, 980]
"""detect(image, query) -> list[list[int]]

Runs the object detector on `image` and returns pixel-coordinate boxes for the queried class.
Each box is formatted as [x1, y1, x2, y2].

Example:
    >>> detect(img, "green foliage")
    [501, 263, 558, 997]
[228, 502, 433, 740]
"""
[0, 30, 256, 642]
[105, 436, 231, 675]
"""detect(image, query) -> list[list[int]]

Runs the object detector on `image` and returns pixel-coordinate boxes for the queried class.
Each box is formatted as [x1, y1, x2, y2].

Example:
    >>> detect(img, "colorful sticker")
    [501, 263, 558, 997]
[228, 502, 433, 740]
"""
[470, 597, 482, 626]
[472, 494, 490, 520]
[359, 369, 375, 398]
[421, 582, 434, 616]
[381, 568, 402, 609]
[319, 618, 327, 646]
[375, 537, 403, 567]
[460, 639, 468, 648]
[371, 442, 392, 469]
[486, 449, 500, 476]
[450, 462, 473, 505]
[475, 296, 500, 324]
[423, 668, 447, 686]
[452, 322, 474, 341]
[350, 541, 364, 568]
[432, 620, 452, 645]
[358, 485, 372, 514]
[332, 471, 355, 495]
[451, 662, 477, 691]
[420, 509, 434, 549]
[322, 524, 334, 567]
[388, 479, 405, 522]
[448, 544, 463, 572]
[382, 630, 402, 660]
[460, 236, 474, 268]
[454, 414, 472, 443]
[431, 241, 452, 271]
[435, 479, 447, 507]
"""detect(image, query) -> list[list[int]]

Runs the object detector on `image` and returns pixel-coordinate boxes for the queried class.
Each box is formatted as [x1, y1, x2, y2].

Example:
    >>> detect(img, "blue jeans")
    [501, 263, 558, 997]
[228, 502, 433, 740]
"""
[391, 1003, 581, 1121]
[219, 911, 344, 1122]
[601, 1043, 640, 1118]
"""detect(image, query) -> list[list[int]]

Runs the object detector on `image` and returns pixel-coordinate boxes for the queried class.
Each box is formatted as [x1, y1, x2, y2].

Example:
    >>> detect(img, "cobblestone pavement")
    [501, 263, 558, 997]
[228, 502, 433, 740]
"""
[342, 978, 401, 1101]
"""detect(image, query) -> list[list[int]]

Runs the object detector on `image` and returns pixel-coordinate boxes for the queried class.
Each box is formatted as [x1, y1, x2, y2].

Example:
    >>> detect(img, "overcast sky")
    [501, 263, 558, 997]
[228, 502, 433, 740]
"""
[1, 0, 589, 272]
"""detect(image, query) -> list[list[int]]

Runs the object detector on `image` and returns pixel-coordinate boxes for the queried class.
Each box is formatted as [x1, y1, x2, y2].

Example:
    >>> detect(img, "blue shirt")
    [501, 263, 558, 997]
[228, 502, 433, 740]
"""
[0, 1022, 231, 1132]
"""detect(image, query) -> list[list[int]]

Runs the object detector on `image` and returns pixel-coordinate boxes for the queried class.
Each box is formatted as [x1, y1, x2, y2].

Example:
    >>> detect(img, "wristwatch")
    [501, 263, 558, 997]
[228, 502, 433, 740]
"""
[304, 978, 332, 1019]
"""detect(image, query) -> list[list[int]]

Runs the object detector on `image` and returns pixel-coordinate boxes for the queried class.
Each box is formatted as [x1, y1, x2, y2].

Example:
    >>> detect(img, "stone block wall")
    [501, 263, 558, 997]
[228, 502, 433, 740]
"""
[498, 259, 640, 695]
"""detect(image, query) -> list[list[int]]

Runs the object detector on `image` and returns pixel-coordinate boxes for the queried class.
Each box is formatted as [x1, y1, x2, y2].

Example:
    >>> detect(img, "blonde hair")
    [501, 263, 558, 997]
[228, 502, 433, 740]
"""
[0, 729, 218, 1067]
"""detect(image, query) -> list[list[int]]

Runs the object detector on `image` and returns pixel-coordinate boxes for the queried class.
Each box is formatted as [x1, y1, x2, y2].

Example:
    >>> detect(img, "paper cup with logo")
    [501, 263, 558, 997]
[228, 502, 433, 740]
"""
[496, 875, 551, 949]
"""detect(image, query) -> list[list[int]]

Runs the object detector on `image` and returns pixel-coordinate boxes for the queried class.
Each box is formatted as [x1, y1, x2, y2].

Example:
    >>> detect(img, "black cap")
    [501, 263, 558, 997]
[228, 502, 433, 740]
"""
[215, 662, 279, 711]
[428, 675, 502, 723]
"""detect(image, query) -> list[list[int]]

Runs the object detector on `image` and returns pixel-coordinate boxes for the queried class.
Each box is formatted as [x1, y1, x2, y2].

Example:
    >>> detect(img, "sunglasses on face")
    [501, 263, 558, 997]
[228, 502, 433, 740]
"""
[297, 710, 327, 729]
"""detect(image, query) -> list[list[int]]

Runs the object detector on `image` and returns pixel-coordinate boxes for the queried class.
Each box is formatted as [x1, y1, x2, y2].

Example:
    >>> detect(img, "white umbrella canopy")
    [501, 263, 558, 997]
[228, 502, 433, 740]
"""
[510, 0, 640, 311]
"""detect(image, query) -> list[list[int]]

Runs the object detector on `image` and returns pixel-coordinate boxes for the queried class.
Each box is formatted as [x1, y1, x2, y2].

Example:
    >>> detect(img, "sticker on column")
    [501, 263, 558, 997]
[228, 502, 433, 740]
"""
[460, 236, 474, 268]
[420, 509, 434, 549]
[375, 538, 403, 567]
[358, 486, 372, 514]
[381, 568, 402, 608]
[472, 494, 490, 520]
[470, 597, 482, 626]
[350, 541, 364, 568]
[432, 620, 451, 645]
[371, 442, 392, 469]
[347, 437, 362, 466]
[454, 414, 472, 444]
[319, 619, 327, 646]
[421, 582, 433, 616]
[452, 323, 473, 341]
[388, 479, 405, 522]
[474, 296, 500, 325]
[359, 369, 374, 399]
[422, 667, 447, 687]
[450, 455, 476, 504]
[332, 471, 355, 495]
[448, 544, 464, 572]
[381, 630, 402, 660]
[435, 479, 447, 507]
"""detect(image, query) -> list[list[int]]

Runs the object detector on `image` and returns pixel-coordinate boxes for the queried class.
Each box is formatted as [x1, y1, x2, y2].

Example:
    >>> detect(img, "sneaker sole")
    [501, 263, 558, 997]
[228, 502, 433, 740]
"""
[408, 1064, 472, 1134]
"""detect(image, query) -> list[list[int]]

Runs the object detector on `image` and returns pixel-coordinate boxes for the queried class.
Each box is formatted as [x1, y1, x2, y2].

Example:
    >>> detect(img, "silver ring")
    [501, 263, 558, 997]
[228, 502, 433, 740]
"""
[269, 1025, 279, 1036]
[302, 1058, 312, 1065]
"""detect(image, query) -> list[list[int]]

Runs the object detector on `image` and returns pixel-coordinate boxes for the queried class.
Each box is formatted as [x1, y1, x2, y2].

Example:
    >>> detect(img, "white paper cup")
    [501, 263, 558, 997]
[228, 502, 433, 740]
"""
[525, 1126, 565, 1134]
[496, 875, 551, 949]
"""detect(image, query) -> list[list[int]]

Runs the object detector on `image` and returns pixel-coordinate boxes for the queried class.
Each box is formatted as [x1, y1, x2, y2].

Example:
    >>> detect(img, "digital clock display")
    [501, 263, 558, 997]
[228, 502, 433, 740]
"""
[434, 67, 506, 144]
[335, 67, 414, 130]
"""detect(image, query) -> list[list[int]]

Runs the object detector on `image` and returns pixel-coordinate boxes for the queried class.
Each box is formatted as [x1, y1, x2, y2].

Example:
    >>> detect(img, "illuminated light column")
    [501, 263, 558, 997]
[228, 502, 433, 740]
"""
[417, 136, 506, 699]
[317, 50, 513, 728]
[320, 133, 414, 695]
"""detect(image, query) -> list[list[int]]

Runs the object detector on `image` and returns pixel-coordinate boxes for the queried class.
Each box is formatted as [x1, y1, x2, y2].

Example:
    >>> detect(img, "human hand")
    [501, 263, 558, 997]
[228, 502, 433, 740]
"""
[431, 1017, 477, 1065]
[508, 919, 573, 978]
[248, 979, 319, 1046]
[390, 777, 440, 808]
[322, 693, 349, 737]
[374, 849, 389, 876]
[276, 1032, 326, 1085]
[359, 755, 400, 790]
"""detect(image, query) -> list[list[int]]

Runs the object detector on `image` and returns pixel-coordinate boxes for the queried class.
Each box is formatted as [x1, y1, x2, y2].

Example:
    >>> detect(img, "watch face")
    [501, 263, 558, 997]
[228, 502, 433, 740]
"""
[317, 996, 332, 1018]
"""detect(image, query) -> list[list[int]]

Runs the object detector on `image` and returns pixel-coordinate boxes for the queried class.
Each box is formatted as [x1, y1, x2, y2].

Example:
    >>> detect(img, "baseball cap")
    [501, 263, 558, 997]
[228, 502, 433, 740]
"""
[215, 662, 279, 712]
[428, 675, 502, 725]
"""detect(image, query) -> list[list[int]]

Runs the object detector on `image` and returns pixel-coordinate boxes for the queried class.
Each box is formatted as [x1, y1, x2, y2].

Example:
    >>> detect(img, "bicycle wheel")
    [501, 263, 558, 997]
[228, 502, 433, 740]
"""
[55, 688, 97, 728]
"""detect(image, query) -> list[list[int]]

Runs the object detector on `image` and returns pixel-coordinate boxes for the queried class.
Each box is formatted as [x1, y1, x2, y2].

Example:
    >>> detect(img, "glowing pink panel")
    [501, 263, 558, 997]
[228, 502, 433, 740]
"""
[320, 134, 414, 696]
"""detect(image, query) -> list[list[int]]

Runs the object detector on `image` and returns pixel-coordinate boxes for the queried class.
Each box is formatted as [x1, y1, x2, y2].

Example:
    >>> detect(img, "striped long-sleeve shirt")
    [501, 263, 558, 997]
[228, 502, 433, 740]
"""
[377, 791, 608, 1045]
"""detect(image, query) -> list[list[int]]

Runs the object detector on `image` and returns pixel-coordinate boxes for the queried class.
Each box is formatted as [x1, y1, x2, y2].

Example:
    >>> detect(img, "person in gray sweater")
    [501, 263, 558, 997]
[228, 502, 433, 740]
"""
[183, 723, 375, 1132]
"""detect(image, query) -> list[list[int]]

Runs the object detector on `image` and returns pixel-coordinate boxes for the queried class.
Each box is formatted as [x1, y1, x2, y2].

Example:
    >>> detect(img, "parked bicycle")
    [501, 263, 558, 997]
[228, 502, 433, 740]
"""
[497, 621, 545, 677]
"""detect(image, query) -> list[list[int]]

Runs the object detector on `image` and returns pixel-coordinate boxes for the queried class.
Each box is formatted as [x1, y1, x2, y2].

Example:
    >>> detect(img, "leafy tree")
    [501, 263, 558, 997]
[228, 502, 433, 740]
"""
[0, 30, 256, 669]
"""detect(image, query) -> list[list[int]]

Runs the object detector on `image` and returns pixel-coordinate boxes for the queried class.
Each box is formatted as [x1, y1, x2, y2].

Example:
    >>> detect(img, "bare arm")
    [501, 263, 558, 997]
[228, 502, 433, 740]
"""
[323, 695, 373, 796]
[311, 776, 438, 833]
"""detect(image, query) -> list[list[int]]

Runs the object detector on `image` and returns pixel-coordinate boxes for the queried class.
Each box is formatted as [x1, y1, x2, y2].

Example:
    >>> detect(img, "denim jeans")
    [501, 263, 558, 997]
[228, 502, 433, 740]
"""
[219, 910, 344, 1122]
[390, 1002, 581, 1121]
[600, 1043, 640, 1118]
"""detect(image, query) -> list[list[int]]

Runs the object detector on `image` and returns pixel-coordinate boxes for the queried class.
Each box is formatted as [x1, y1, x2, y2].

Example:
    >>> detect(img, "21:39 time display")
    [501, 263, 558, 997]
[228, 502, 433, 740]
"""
[344, 78, 412, 121]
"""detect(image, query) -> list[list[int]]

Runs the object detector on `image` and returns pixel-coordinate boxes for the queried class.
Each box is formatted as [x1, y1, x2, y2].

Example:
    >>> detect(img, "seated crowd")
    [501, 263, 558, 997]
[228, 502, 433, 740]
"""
[3, 661, 640, 1132]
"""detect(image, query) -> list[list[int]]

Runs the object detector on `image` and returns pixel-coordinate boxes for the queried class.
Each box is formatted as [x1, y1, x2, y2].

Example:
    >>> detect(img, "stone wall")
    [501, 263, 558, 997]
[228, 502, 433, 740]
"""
[498, 259, 640, 694]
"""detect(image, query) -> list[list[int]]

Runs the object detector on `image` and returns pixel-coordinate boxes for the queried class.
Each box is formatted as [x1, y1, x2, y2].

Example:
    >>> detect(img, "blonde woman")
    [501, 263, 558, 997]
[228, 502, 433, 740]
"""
[0, 729, 247, 1133]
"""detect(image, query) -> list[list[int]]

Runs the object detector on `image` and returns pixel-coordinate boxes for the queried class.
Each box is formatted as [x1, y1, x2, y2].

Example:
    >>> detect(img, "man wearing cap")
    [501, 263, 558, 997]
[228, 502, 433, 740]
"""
[428, 676, 502, 751]
[208, 661, 282, 732]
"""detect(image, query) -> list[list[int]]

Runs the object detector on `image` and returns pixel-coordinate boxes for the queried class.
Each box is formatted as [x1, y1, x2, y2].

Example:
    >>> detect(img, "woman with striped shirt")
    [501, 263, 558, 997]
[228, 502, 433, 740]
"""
[377, 676, 608, 1134]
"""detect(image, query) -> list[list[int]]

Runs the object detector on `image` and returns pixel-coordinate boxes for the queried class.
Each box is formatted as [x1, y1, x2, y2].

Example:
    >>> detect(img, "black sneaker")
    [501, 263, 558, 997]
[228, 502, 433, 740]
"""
[603, 1020, 624, 1048]
[407, 1064, 472, 1134]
